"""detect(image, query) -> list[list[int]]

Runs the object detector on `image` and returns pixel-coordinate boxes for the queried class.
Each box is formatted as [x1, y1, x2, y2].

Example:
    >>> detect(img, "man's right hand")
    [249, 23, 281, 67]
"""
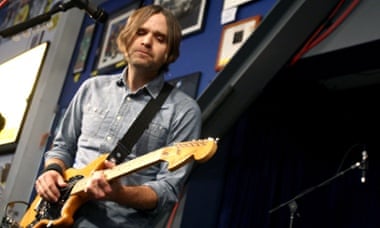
[35, 170, 67, 202]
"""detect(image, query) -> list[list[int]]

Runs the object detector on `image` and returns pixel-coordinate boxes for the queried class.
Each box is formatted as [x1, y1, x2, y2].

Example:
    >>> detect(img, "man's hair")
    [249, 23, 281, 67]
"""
[117, 4, 182, 72]
[0, 113, 5, 132]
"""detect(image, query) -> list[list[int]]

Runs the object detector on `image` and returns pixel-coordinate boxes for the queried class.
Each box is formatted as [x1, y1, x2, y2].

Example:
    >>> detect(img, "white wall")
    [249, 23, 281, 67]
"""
[0, 8, 85, 222]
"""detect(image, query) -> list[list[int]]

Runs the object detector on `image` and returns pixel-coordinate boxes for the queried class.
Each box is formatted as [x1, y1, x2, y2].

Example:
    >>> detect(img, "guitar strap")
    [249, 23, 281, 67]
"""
[107, 83, 173, 164]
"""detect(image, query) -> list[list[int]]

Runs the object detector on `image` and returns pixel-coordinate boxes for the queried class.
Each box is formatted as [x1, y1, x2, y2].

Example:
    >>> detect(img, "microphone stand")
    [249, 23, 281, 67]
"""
[268, 161, 362, 228]
[0, 1, 77, 38]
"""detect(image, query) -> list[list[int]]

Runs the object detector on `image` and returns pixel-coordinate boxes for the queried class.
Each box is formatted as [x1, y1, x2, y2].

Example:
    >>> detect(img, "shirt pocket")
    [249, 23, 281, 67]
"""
[135, 121, 169, 156]
[82, 104, 108, 137]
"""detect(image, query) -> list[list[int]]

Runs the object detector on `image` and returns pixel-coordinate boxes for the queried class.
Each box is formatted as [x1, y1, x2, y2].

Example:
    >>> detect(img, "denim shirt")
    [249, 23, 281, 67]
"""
[45, 68, 202, 227]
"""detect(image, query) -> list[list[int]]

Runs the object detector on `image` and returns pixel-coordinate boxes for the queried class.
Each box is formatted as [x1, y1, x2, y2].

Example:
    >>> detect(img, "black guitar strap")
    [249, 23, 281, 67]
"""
[107, 83, 173, 164]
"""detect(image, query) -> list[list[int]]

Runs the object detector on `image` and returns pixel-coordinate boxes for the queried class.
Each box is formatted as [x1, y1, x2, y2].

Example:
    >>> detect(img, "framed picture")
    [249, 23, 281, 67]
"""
[95, 1, 141, 74]
[154, 0, 207, 36]
[73, 23, 96, 74]
[12, 0, 30, 26]
[0, 42, 49, 152]
[29, 0, 48, 19]
[167, 72, 201, 98]
[0, 1, 20, 31]
[215, 15, 261, 72]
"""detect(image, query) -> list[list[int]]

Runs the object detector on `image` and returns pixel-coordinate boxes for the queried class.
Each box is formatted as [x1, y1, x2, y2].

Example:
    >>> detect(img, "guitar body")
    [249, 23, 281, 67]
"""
[19, 154, 109, 228]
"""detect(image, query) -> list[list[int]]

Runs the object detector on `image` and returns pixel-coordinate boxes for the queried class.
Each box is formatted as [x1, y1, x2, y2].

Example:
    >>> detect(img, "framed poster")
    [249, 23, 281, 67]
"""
[215, 15, 261, 72]
[73, 23, 96, 74]
[12, 0, 30, 26]
[154, 0, 207, 36]
[95, 1, 141, 74]
[29, 0, 48, 19]
[0, 42, 49, 152]
[0, 1, 20, 31]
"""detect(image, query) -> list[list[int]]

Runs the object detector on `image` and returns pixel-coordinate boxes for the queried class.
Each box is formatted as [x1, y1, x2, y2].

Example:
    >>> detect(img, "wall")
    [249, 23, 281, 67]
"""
[0, 4, 85, 220]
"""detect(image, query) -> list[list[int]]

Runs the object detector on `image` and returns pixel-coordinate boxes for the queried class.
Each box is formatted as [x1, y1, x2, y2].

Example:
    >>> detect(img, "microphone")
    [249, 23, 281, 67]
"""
[360, 150, 368, 183]
[72, 0, 108, 23]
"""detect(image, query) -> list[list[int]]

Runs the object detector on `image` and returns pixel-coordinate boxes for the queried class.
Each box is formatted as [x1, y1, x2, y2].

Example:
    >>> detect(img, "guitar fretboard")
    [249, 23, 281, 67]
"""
[70, 149, 164, 195]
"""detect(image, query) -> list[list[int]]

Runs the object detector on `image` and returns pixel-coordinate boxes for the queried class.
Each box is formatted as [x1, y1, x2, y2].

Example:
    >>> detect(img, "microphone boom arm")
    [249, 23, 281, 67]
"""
[269, 161, 361, 215]
[0, 1, 77, 38]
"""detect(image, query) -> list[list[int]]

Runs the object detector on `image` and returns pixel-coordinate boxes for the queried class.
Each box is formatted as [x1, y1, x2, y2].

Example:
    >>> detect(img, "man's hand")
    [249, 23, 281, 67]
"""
[84, 160, 123, 201]
[35, 170, 67, 202]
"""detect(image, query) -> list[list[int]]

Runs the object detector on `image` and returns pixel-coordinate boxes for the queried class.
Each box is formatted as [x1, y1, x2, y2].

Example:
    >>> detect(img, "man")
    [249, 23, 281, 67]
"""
[35, 5, 201, 227]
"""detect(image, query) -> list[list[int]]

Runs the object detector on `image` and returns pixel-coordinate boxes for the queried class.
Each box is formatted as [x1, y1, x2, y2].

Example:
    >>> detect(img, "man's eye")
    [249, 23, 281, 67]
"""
[156, 35, 166, 43]
[137, 29, 146, 35]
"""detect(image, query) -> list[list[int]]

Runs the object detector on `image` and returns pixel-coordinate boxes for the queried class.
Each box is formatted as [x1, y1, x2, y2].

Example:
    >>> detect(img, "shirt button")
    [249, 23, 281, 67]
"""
[127, 97, 131, 101]
[106, 136, 112, 141]
[117, 116, 122, 120]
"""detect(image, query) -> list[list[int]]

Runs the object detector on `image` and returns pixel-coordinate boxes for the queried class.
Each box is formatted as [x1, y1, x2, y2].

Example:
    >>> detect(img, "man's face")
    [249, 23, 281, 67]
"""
[127, 13, 168, 72]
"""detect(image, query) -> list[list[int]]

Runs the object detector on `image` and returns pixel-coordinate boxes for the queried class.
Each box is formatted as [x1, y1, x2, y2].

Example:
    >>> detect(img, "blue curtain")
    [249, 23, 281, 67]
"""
[183, 81, 380, 228]
[215, 81, 380, 228]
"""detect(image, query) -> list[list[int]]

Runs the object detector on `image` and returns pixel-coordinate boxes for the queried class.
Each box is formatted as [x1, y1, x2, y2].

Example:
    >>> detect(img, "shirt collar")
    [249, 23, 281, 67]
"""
[120, 67, 166, 99]
[144, 73, 165, 99]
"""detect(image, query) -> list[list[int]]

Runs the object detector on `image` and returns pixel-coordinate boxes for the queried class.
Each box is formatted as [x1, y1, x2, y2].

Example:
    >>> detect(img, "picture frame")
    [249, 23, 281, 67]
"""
[0, 42, 49, 152]
[0, 1, 20, 31]
[73, 23, 96, 74]
[95, 1, 141, 74]
[29, 0, 48, 19]
[215, 15, 261, 72]
[154, 0, 207, 36]
[167, 72, 201, 98]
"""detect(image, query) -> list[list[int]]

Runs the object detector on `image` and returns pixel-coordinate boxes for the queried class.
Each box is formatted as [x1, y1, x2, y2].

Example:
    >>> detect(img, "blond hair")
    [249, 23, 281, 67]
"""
[117, 5, 182, 71]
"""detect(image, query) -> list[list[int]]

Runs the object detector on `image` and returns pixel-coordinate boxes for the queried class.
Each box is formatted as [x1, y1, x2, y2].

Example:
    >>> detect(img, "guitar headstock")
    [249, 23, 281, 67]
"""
[161, 138, 218, 171]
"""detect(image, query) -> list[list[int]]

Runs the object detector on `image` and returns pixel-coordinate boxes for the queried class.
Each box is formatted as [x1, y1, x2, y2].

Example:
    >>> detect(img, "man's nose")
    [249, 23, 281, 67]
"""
[141, 34, 153, 47]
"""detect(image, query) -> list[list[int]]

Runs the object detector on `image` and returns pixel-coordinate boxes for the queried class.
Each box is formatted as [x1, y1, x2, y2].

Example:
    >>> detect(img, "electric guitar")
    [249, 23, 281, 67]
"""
[19, 138, 218, 228]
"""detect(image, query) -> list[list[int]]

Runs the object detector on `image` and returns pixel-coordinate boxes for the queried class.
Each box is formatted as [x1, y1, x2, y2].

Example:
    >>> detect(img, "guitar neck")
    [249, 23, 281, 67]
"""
[105, 149, 163, 180]
[69, 138, 218, 195]
[70, 149, 163, 194]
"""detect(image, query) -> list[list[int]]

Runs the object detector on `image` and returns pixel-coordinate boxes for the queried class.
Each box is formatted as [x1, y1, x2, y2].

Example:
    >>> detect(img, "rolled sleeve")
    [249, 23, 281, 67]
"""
[143, 93, 201, 212]
[143, 161, 194, 212]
